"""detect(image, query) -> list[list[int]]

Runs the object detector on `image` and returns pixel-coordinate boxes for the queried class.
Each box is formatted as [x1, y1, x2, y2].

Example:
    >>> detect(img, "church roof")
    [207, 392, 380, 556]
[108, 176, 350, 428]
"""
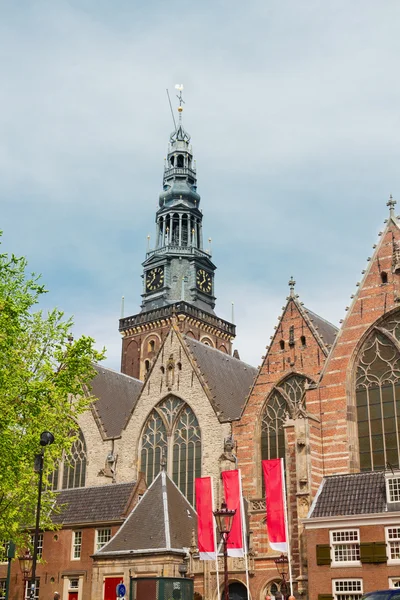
[96, 471, 196, 556]
[303, 307, 338, 349]
[309, 471, 386, 518]
[90, 364, 143, 439]
[53, 481, 137, 525]
[183, 336, 257, 422]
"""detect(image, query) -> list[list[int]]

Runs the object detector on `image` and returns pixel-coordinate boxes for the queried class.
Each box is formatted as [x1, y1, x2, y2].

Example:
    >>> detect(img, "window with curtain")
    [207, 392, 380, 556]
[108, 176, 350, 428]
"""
[261, 374, 310, 463]
[355, 320, 400, 471]
[140, 395, 201, 504]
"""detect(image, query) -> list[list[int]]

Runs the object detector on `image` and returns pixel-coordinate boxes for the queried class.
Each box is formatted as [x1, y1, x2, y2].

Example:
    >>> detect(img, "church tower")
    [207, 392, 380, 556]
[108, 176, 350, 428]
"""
[120, 89, 235, 379]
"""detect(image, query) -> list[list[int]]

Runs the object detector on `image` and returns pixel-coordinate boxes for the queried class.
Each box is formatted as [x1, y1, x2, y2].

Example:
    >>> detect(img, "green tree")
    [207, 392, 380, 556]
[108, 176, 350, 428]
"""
[0, 239, 104, 546]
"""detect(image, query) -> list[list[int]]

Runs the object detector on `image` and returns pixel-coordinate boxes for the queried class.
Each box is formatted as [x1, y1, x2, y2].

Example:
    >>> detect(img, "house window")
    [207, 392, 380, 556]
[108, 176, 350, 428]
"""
[386, 527, 400, 562]
[140, 395, 201, 505]
[24, 580, 39, 600]
[387, 476, 400, 502]
[330, 530, 360, 565]
[0, 581, 6, 599]
[332, 579, 363, 600]
[389, 578, 400, 588]
[95, 528, 111, 551]
[0, 542, 8, 564]
[72, 531, 82, 560]
[30, 533, 43, 559]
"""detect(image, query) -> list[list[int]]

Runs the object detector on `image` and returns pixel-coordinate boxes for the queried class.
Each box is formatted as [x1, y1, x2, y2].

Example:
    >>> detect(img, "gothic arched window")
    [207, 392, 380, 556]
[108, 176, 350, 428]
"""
[140, 396, 201, 504]
[48, 429, 87, 490]
[261, 374, 309, 463]
[355, 318, 400, 471]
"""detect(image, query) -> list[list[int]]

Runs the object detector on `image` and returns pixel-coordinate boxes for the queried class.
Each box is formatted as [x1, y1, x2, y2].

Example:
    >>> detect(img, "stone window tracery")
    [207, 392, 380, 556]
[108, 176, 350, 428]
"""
[48, 429, 87, 490]
[140, 395, 201, 504]
[260, 375, 310, 484]
[355, 319, 400, 471]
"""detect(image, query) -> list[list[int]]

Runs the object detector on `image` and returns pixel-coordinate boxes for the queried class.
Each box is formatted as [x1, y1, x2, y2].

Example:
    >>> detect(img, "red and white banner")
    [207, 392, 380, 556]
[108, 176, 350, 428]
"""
[195, 477, 216, 560]
[262, 458, 288, 553]
[222, 469, 244, 557]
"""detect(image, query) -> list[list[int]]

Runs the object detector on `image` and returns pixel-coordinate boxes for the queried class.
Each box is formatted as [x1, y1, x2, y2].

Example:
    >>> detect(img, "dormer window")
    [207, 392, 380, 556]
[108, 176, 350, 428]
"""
[386, 474, 400, 503]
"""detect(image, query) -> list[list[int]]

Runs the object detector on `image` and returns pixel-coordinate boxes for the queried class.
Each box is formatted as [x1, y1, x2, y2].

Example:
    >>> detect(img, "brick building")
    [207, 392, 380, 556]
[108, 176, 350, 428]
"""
[3, 98, 400, 600]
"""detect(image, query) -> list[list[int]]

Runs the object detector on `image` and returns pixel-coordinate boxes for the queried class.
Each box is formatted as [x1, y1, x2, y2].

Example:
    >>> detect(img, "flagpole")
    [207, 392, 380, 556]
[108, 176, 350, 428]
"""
[211, 478, 221, 600]
[238, 469, 251, 599]
[280, 458, 293, 597]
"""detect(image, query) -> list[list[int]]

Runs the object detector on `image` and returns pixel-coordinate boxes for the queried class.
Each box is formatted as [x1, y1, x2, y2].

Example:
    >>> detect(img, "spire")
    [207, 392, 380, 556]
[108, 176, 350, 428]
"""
[387, 194, 396, 218]
[288, 276, 296, 297]
[169, 84, 191, 144]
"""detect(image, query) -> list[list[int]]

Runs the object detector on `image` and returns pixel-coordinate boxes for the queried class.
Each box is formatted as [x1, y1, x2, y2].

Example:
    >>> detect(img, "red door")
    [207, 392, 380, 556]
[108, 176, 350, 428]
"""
[104, 577, 123, 600]
[68, 594, 78, 600]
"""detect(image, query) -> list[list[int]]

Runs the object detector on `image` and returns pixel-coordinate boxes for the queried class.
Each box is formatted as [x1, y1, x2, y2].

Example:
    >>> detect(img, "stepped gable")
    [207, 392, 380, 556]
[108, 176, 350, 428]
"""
[53, 482, 136, 525]
[96, 471, 196, 555]
[310, 471, 386, 518]
[183, 335, 257, 422]
[90, 364, 143, 439]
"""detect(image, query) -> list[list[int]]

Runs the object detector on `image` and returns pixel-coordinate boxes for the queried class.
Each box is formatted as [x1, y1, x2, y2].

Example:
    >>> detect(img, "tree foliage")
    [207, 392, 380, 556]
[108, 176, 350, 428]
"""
[0, 239, 104, 546]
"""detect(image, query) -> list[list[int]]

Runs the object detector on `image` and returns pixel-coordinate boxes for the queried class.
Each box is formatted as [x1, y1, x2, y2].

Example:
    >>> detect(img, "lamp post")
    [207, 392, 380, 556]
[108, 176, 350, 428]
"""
[213, 502, 236, 600]
[274, 554, 289, 600]
[18, 550, 33, 599]
[29, 431, 54, 600]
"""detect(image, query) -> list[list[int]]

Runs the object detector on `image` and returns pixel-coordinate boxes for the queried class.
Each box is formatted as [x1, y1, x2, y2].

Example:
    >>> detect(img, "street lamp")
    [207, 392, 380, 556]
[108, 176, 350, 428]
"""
[19, 550, 33, 599]
[213, 502, 236, 600]
[29, 431, 54, 600]
[274, 554, 289, 600]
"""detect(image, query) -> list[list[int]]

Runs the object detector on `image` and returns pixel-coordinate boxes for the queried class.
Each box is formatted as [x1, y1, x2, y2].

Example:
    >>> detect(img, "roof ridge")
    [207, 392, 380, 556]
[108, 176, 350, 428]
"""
[93, 362, 143, 384]
[56, 481, 136, 493]
[303, 307, 339, 332]
[182, 335, 257, 371]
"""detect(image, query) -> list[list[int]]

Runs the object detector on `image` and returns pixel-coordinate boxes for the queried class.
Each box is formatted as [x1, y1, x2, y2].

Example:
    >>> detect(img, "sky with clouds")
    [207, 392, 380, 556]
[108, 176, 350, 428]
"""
[1, 0, 400, 370]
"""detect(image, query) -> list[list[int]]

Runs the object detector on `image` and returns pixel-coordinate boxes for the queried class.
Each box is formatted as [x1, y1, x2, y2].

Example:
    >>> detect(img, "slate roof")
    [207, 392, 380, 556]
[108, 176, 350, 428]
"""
[304, 307, 338, 348]
[96, 471, 196, 555]
[90, 364, 143, 439]
[53, 482, 136, 525]
[183, 336, 258, 422]
[309, 471, 387, 518]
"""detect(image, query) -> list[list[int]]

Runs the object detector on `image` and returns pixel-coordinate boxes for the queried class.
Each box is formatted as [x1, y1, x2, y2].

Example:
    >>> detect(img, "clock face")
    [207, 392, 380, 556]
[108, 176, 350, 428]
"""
[146, 267, 164, 292]
[196, 269, 212, 294]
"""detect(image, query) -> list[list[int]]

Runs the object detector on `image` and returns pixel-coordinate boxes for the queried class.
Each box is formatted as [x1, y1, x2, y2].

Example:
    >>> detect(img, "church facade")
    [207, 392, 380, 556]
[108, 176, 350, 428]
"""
[3, 100, 400, 600]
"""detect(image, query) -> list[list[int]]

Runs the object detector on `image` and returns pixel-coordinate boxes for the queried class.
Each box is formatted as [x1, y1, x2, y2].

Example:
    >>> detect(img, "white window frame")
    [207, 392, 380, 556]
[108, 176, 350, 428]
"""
[24, 579, 39, 600]
[330, 529, 361, 567]
[389, 578, 400, 588]
[30, 533, 43, 559]
[386, 475, 400, 503]
[95, 528, 111, 552]
[62, 575, 83, 600]
[71, 530, 82, 560]
[386, 526, 400, 564]
[332, 579, 363, 600]
[0, 580, 6, 599]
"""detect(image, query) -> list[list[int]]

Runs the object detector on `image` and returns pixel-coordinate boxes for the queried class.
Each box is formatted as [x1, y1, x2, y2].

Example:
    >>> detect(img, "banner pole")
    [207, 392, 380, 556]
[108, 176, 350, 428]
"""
[238, 470, 251, 599]
[280, 458, 293, 596]
[211, 478, 221, 600]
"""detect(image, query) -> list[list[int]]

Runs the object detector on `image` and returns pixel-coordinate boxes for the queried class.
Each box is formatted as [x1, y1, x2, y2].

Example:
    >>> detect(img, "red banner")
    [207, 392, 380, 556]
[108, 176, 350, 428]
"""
[195, 477, 216, 560]
[221, 469, 244, 557]
[262, 459, 288, 552]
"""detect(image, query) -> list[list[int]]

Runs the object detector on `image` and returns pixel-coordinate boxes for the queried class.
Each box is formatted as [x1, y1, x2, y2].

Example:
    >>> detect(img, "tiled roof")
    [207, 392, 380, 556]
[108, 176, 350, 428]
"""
[183, 336, 257, 422]
[97, 471, 196, 555]
[304, 307, 338, 349]
[310, 471, 386, 518]
[53, 482, 136, 525]
[90, 364, 143, 439]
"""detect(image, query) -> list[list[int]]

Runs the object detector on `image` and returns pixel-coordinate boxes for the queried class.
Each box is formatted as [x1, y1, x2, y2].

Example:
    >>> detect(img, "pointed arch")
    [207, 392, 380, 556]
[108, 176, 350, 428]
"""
[139, 395, 201, 503]
[48, 428, 87, 490]
[354, 316, 400, 471]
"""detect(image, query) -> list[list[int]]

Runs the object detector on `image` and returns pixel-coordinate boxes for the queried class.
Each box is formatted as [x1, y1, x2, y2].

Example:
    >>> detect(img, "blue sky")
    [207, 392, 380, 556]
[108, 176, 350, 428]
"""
[1, 0, 400, 370]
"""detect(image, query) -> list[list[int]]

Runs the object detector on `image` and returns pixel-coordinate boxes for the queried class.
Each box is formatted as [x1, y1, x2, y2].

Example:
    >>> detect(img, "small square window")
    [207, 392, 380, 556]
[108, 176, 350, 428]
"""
[72, 531, 82, 560]
[95, 528, 111, 552]
[389, 578, 400, 589]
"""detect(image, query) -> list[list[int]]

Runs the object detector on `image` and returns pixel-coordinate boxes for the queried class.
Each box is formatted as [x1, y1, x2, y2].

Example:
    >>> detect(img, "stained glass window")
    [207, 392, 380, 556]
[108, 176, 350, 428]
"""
[140, 395, 201, 504]
[356, 322, 400, 471]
